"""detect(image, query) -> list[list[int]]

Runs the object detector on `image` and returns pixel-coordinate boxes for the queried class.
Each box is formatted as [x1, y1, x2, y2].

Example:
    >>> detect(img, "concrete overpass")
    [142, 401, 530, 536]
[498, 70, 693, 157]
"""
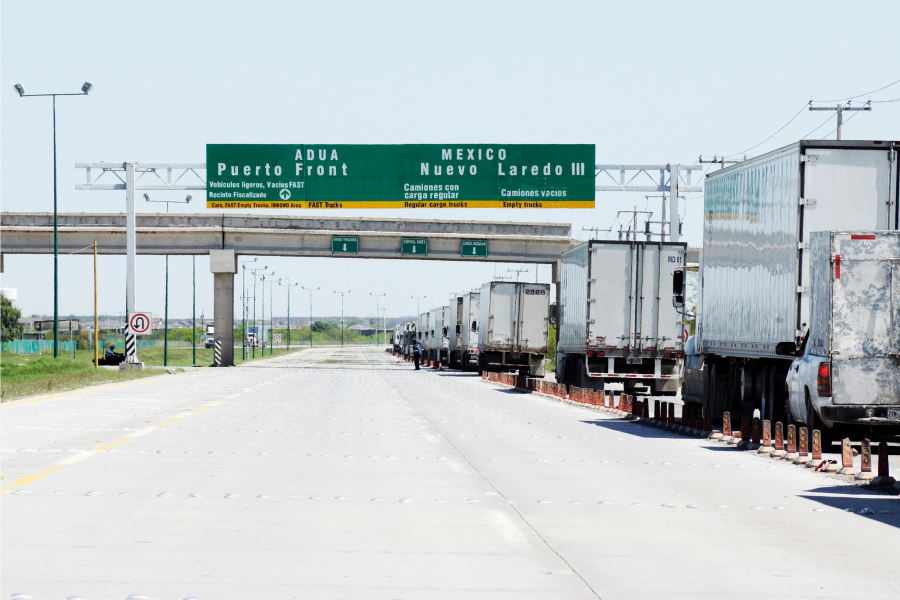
[0, 212, 575, 263]
[1, 212, 576, 366]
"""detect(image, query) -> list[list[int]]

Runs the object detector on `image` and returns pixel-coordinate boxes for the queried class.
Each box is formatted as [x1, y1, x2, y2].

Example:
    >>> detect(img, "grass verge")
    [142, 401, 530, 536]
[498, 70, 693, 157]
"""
[0, 353, 179, 402]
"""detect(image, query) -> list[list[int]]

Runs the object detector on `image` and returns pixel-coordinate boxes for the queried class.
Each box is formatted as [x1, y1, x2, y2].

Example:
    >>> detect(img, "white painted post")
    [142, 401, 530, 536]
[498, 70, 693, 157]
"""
[124, 162, 139, 363]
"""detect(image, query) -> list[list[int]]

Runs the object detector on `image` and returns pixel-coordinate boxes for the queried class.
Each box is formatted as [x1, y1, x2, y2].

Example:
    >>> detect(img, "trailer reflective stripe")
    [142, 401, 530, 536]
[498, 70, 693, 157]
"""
[835, 254, 840, 279]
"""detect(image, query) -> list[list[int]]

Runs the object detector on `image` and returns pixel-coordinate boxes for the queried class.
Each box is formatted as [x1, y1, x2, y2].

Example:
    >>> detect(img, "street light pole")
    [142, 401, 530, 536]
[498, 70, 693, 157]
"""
[260, 272, 274, 356]
[279, 279, 299, 352]
[250, 267, 270, 358]
[370, 293, 385, 346]
[240, 258, 258, 360]
[14, 81, 92, 358]
[411, 295, 426, 316]
[334, 290, 350, 347]
[302, 286, 319, 347]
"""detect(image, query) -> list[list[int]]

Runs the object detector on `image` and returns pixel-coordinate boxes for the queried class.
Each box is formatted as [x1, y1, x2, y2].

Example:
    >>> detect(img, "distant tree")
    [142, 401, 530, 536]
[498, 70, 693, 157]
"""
[1, 294, 23, 340]
[310, 320, 338, 334]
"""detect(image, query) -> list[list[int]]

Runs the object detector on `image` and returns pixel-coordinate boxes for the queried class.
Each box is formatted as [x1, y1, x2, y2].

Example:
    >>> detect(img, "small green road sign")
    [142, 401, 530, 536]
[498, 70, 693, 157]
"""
[461, 239, 488, 257]
[332, 235, 358, 254]
[401, 238, 428, 256]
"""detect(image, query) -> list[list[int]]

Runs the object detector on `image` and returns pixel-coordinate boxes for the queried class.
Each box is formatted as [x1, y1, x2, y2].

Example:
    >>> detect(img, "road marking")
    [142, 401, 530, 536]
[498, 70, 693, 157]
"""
[484, 510, 529, 546]
[1, 371, 293, 495]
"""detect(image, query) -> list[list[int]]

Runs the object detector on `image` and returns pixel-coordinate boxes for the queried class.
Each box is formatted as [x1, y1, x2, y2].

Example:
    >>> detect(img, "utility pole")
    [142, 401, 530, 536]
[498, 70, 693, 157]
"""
[192, 255, 195, 366]
[616, 208, 653, 241]
[411, 295, 426, 316]
[507, 267, 529, 282]
[279, 278, 299, 352]
[14, 81, 92, 357]
[302, 286, 319, 347]
[699, 155, 744, 170]
[334, 290, 350, 346]
[370, 293, 385, 345]
[809, 100, 871, 140]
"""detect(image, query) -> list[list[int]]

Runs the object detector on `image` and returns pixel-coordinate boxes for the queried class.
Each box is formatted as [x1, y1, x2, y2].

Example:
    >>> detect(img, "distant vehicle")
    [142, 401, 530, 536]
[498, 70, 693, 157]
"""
[204, 324, 215, 349]
[477, 281, 550, 377]
[392, 325, 401, 352]
[556, 240, 686, 394]
[460, 291, 481, 371]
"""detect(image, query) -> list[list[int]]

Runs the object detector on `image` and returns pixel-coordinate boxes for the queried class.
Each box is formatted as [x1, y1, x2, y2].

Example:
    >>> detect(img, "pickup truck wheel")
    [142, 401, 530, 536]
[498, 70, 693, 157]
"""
[805, 390, 833, 450]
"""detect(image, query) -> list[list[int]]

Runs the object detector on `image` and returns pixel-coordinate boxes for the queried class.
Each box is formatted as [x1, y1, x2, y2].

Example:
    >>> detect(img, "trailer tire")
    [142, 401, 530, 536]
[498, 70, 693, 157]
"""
[707, 363, 726, 421]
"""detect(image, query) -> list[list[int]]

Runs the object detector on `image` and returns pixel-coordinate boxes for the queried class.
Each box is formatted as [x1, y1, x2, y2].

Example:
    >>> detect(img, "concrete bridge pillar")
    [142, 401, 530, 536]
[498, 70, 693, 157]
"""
[210, 249, 237, 367]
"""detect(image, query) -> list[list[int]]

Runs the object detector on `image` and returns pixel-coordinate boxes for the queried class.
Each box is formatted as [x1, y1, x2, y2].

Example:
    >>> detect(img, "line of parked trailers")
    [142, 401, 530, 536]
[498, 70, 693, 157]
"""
[391, 139, 899, 443]
[393, 281, 552, 377]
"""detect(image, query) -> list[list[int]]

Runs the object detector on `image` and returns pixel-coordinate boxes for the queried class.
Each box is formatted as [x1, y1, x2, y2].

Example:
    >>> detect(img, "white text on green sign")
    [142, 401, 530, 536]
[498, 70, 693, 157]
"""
[461, 240, 488, 257]
[401, 238, 428, 256]
[332, 236, 358, 253]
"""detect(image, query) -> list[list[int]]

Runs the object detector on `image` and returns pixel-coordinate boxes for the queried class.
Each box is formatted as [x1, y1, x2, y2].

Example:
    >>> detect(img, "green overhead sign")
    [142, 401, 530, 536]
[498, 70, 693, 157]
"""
[332, 236, 358, 254]
[401, 238, 427, 256]
[206, 144, 594, 210]
[461, 240, 488, 257]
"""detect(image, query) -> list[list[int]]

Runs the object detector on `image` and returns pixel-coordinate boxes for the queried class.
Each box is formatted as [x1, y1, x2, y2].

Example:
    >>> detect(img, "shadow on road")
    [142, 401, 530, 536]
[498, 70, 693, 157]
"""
[578, 419, 688, 440]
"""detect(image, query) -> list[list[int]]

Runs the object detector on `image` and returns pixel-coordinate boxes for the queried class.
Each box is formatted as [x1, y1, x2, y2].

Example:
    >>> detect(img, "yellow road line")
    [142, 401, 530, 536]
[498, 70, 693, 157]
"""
[1, 370, 294, 495]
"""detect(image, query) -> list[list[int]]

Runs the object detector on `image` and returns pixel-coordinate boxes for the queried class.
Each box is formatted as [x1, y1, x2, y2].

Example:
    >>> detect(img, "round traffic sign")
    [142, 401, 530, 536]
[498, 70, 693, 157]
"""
[129, 312, 152, 335]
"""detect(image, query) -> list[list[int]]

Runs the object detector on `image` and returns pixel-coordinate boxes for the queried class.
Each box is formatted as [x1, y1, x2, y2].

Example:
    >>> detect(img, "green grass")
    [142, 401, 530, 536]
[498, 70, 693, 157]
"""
[0, 353, 175, 402]
[0, 343, 319, 402]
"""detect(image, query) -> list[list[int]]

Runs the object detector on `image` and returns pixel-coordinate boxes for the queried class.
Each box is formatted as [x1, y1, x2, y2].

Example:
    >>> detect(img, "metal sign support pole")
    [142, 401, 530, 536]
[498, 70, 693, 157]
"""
[669, 164, 679, 243]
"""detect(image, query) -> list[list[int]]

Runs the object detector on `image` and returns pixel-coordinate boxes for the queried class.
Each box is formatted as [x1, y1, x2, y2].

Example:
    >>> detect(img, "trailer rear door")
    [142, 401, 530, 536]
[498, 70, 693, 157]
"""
[830, 234, 900, 404]
[518, 284, 550, 352]
[487, 283, 515, 348]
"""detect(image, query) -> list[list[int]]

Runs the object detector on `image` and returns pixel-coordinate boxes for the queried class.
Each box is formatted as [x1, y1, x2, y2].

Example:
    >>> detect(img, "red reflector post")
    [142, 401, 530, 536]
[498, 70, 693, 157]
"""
[816, 362, 832, 397]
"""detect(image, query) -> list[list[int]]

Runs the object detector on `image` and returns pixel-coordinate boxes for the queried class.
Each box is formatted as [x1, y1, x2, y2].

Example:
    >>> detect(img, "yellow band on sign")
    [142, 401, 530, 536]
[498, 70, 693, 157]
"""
[206, 200, 595, 210]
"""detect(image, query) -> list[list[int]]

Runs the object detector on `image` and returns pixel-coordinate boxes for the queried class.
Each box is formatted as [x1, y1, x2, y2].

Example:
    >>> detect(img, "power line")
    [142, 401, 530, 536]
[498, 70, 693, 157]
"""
[718, 103, 808, 158]
[813, 77, 900, 102]
[800, 111, 838, 140]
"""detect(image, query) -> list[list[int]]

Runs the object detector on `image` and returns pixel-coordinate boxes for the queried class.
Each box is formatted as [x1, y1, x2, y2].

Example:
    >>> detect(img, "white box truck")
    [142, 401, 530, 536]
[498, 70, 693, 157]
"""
[782, 231, 900, 439]
[684, 140, 899, 424]
[556, 240, 687, 394]
[418, 311, 430, 358]
[477, 282, 550, 377]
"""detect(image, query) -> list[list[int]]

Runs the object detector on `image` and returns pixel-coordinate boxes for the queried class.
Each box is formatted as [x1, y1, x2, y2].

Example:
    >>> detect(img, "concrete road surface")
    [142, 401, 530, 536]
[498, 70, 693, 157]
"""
[3, 346, 898, 600]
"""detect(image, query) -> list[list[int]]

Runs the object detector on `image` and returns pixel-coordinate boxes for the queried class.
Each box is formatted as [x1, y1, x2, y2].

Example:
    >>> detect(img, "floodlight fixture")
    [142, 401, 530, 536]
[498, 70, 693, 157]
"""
[143, 193, 151, 201]
[82, 81, 93, 94]
[14, 83, 25, 96]
[185, 195, 192, 203]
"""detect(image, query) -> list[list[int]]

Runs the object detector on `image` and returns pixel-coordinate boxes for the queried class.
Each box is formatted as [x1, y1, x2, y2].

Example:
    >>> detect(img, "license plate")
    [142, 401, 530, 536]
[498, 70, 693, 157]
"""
[626, 357, 643, 365]
[888, 409, 900, 421]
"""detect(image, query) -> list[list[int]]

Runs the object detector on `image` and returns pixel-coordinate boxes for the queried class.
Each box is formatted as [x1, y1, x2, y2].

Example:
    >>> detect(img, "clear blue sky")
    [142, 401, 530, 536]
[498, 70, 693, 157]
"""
[3, 0, 898, 321]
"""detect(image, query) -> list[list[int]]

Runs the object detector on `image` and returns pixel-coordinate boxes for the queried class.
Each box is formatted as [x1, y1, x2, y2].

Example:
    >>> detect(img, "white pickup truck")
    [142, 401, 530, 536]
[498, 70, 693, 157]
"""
[782, 231, 900, 441]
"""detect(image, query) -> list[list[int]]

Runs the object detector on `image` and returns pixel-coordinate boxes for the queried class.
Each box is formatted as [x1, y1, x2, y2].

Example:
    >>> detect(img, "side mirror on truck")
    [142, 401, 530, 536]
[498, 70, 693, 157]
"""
[672, 269, 685, 307]
[549, 303, 558, 325]
[775, 341, 798, 357]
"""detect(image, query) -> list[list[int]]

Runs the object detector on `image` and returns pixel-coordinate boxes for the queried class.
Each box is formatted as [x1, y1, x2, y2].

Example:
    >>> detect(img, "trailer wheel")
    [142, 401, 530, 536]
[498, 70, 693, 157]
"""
[707, 363, 725, 421]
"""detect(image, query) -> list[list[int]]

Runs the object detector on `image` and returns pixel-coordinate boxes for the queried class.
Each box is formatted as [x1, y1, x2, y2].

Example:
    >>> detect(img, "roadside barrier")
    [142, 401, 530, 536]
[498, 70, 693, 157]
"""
[723, 412, 732, 436]
[740, 418, 751, 446]
[812, 430, 822, 460]
[841, 438, 853, 469]
[762, 420, 771, 447]
[787, 424, 797, 453]
[774, 422, 784, 450]
[798, 427, 809, 458]
[751, 417, 761, 447]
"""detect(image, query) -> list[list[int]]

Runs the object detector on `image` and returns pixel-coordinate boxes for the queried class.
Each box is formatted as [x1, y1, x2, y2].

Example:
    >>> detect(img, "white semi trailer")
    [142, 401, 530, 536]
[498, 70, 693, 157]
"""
[556, 240, 687, 393]
[477, 282, 550, 377]
[687, 140, 899, 425]
[449, 296, 464, 369]
[460, 291, 481, 371]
